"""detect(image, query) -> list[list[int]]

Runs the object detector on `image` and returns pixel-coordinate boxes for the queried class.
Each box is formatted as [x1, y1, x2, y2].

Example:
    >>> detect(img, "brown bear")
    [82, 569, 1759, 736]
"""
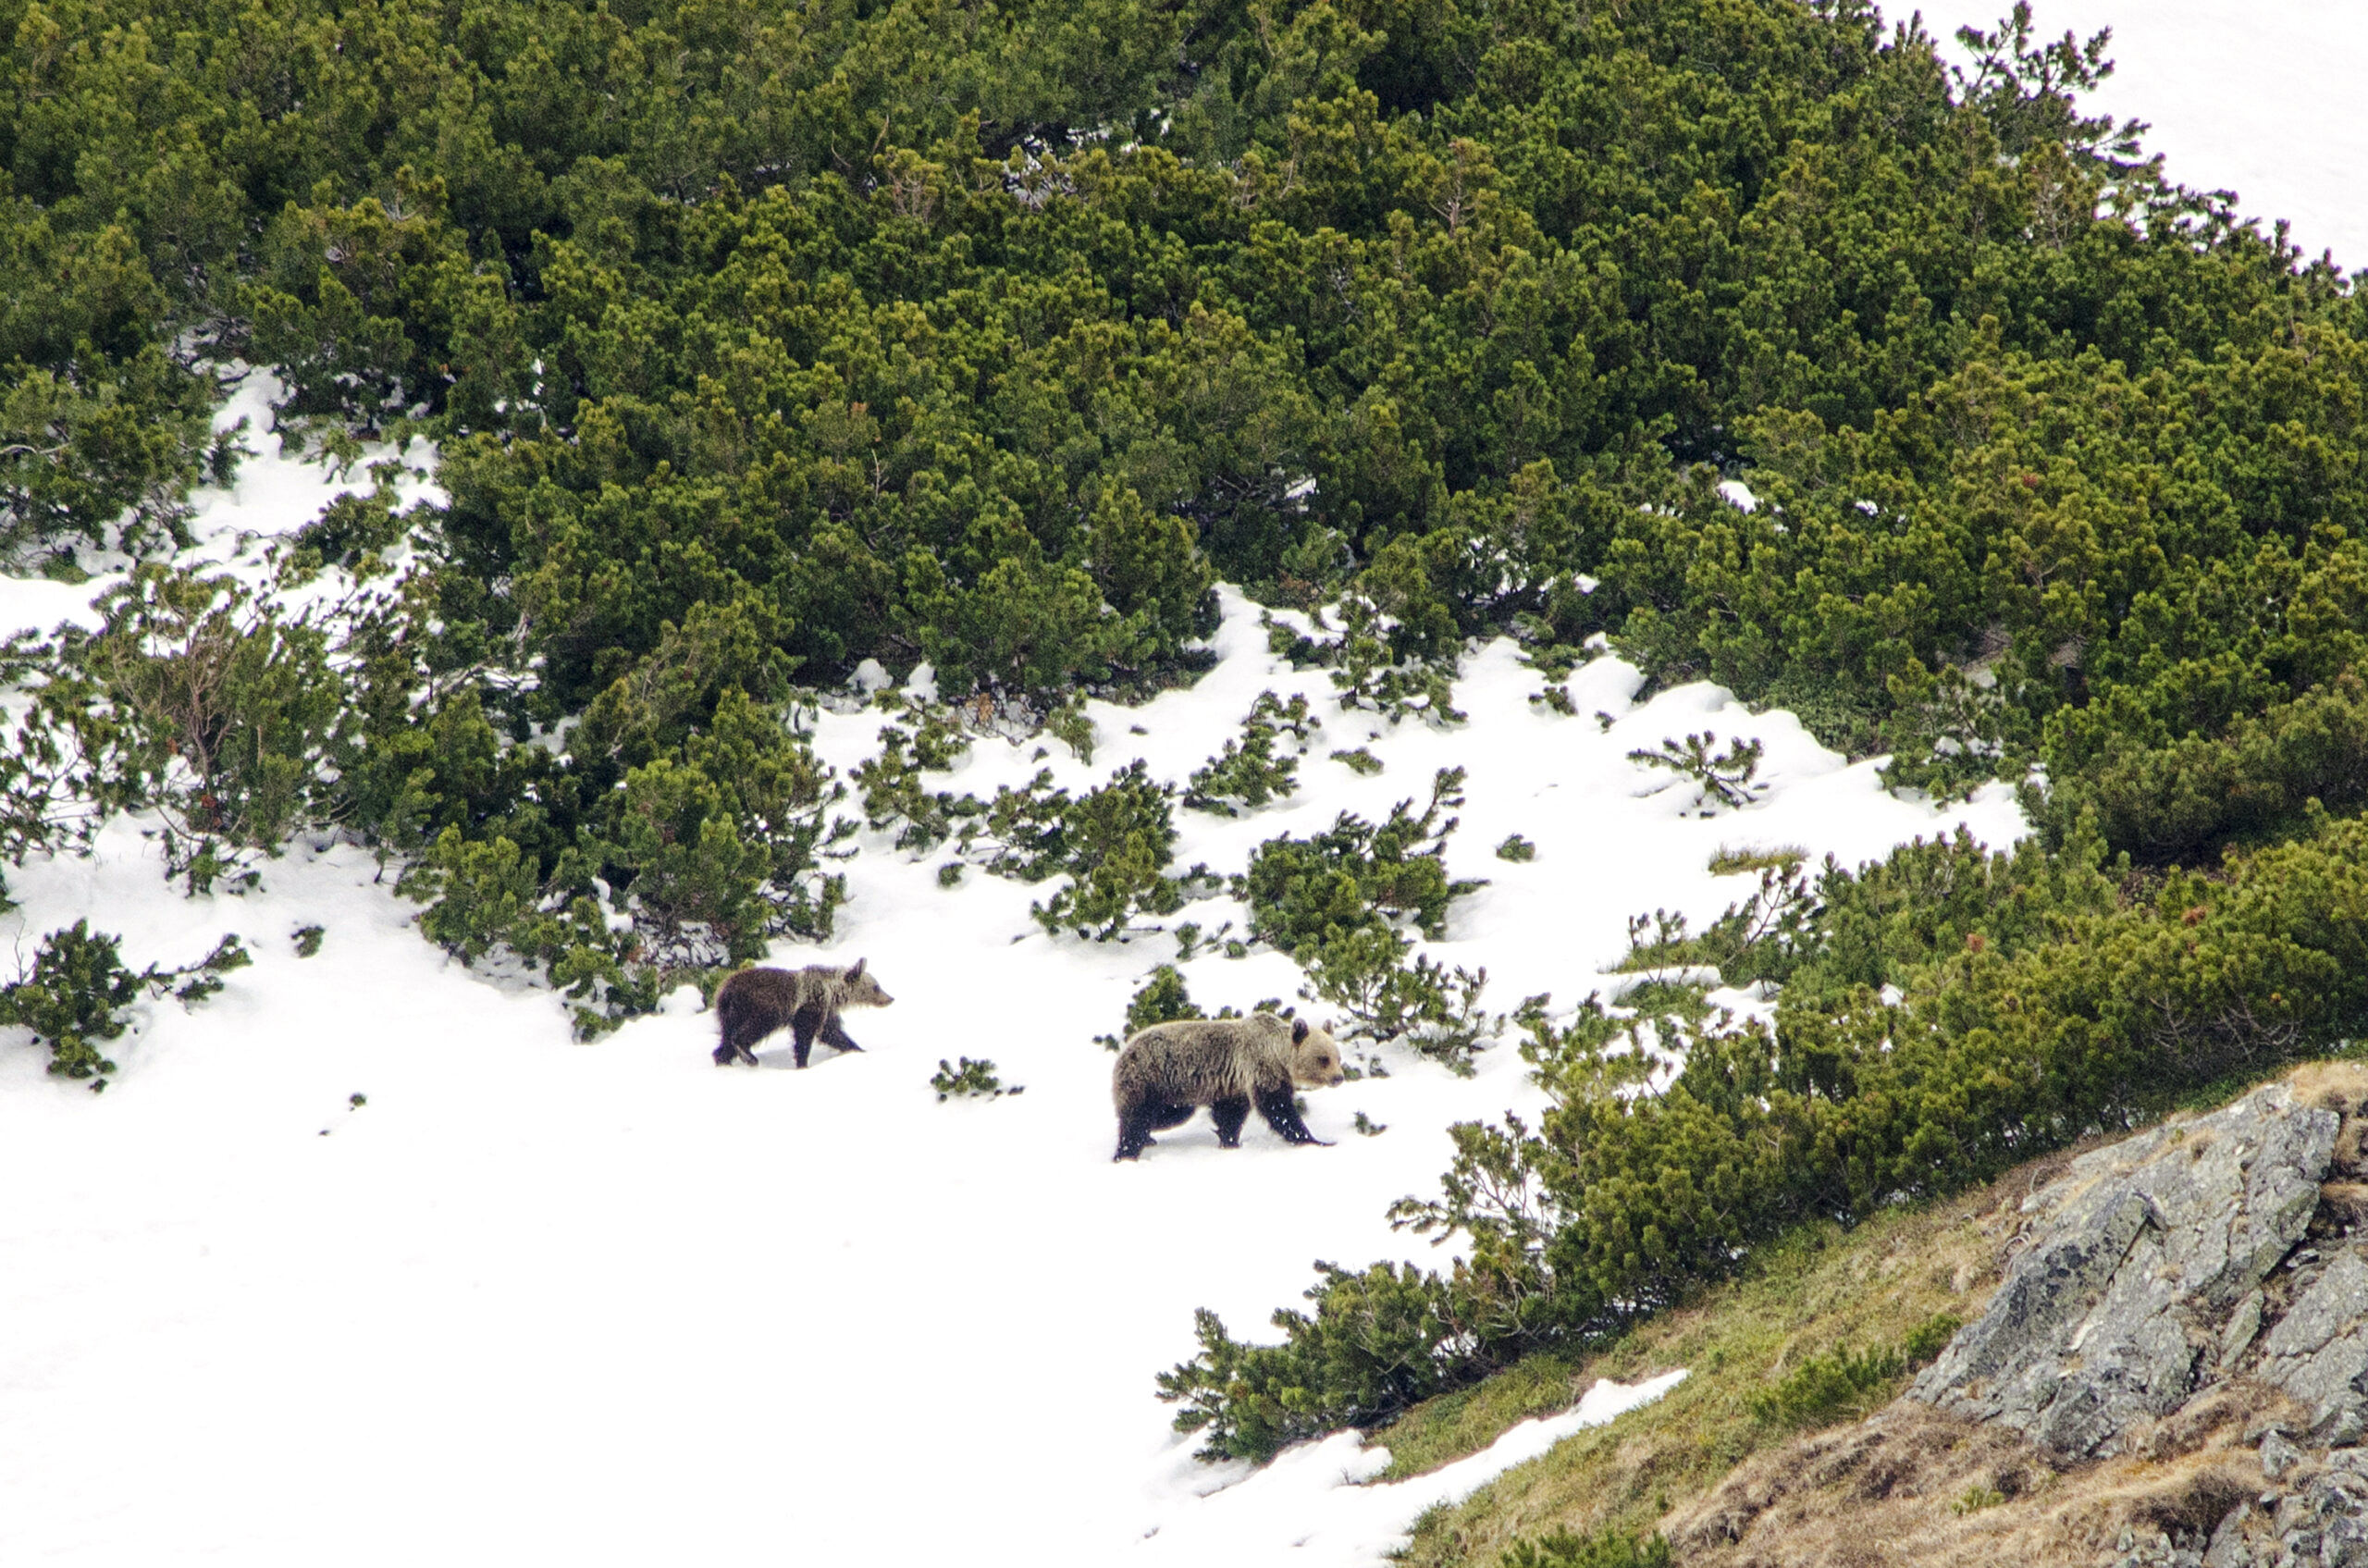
[712, 959, 894, 1068]
[1111, 1013, 1346, 1160]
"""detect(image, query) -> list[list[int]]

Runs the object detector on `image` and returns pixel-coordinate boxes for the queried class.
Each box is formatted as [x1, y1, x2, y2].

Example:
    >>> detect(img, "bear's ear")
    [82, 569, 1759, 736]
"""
[847, 957, 866, 981]
[1292, 1018, 1310, 1045]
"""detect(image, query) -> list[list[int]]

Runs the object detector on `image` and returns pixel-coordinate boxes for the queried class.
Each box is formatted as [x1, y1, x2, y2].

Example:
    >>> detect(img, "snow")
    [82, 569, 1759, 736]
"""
[1913, 0, 2368, 270]
[1137, 1371, 1690, 1564]
[0, 402, 2022, 1564]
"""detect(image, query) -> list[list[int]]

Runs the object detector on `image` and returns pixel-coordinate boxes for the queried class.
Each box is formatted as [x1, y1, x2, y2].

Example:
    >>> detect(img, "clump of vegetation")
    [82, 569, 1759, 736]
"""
[1627, 734, 1767, 816]
[1707, 846, 1807, 877]
[1618, 860, 1822, 992]
[1330, 748, 1384, 777]
[0, 922, 250, 1087]
[1185, 691, 1318, 815]
[931, 1056, 1020, 1101]
[853, 705, 980, 854]
[291, 924, 326, 957]
[1496, 833, 1536, 862]
[1239, 768, 1476, 954]
[1745, 1343, 1904, 1429]
[1234, 767, 1494, 1063]
[1501, 1530, 1670, 1568]
[956, 761, 1191, 941]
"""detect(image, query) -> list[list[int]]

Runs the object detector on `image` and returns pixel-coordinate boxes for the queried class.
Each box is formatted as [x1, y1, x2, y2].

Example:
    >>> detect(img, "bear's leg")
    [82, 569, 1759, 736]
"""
[1255, 1086, 1332, 1147]
[1210, 1095, 1252, 1148]
[821, 1015, 863, 1054]
[1143, 1101, 1197, 1131]
[715, 1012, 760, 1066]
[791, 1006, 823, 1069]
[1115, 1101, 1160, 1161]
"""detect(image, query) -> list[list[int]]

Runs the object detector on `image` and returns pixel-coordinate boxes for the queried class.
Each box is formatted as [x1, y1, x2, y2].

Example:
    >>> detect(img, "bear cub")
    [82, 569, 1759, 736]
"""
[1111, 1013, 1346, 1160]
[713, 959, 894, 1068]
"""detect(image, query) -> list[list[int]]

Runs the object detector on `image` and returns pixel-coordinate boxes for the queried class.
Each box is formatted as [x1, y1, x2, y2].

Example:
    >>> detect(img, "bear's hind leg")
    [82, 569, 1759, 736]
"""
[791, 1005, 825, 1068]
[1116, 1097, 1195, 1159]
[1210, 1095, 1252, 1148]
[1255, 1086, 1332, 1147]
[1115, 1105, 1157, 1161]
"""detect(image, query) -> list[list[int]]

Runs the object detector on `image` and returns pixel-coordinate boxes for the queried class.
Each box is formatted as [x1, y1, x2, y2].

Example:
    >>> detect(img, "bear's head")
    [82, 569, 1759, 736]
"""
[842, 957, 895, 1008]
[1289, 1017, 1347, 1089]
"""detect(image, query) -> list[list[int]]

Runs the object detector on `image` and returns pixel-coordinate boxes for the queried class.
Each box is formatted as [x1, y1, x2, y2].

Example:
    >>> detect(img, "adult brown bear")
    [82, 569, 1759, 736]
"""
[1110, 1014, 1346, 1160]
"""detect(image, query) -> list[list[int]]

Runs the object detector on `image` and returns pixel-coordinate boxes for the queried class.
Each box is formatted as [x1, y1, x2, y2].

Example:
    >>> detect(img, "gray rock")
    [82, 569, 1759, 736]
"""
[1912, 1082, 2341, 1458]
[2261, 1250, 2368, 1439]
[2270, 1430, 2310, 1480]
[2203, 1504, 2251, 1568]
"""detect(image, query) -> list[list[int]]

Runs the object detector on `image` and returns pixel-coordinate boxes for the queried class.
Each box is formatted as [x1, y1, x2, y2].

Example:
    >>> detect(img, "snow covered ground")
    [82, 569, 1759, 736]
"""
[1915, 0, 2367, 270]
[0, 386, 2026, 1564]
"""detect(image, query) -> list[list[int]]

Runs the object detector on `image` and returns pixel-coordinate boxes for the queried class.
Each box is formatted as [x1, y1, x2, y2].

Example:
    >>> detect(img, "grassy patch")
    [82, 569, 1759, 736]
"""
[1706, 845, 1808, 876]
[1381, 1175, 2025, 1567]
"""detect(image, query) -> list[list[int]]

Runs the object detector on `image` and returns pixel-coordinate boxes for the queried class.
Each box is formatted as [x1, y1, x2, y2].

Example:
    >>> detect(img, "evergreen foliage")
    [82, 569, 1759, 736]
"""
[0, 921, 248, 1084]
[1185, 691, 1318, 814]
[931, 1056, 1018, 1100]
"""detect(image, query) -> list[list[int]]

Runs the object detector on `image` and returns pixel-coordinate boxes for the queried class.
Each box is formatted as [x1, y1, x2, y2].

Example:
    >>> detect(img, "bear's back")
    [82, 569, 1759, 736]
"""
[1117, 1015, 1291, 1096]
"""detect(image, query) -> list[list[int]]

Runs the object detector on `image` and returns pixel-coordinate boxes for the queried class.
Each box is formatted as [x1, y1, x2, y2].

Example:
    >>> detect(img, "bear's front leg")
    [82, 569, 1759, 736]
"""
[1210, 1095, 1252, 1148]
[1254, 1086, 1332, 1147]
[821, 1018, 863, 1054]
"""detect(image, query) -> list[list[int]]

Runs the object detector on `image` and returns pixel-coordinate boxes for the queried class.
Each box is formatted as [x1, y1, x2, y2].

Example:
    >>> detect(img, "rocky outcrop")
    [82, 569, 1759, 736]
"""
[1905, 1065, 2368, 1568]
[1909, 1079, 2342, 1457]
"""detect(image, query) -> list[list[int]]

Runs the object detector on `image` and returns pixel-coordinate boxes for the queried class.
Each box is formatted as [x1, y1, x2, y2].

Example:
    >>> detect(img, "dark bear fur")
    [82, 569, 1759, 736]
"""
[1111, 1013, 1346, 1160]
[712, 959, 894, 1068]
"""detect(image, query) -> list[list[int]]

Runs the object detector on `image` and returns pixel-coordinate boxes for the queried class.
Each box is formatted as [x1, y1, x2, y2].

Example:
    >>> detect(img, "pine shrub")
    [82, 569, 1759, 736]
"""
[0, 922, 250, 1086]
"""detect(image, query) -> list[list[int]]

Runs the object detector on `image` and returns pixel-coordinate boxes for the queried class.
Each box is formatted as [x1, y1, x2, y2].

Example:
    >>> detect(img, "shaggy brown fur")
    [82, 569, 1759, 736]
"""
[712, 959, 894, 1068]
[1111, 1014, 1346, 1160]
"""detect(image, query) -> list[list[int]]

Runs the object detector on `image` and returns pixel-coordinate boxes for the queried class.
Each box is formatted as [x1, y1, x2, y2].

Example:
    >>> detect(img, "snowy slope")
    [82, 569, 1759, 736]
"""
[1914, 0, 2367, 270]
[0, 391, 2025, 1565]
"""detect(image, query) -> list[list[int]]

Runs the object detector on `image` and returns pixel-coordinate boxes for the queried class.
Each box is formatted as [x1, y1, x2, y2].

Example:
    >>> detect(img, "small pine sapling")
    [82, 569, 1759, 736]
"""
[1095, 962, 1243, 1050]
[1495, 833, 1536, 862]
[1353, 1111, 1387, 1137]
[1329, 747, 1383, 776]
[1044, 693, 1096, 764]
[931, 1056, 1021, 1100]
[1627, 732, 1767, 814]
[0, 922, 251, 1088]
[853, 707, 981, 854]
[292, 924, 326, 957]
[1184, 691, 1318, 815]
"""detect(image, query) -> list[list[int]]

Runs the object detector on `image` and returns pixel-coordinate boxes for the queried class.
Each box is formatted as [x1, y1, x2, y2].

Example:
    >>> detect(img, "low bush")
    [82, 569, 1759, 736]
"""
[1185, 692, 1318, 815]
[931, 1056, 1019, 1100]
[0, 921, 250, 1086]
